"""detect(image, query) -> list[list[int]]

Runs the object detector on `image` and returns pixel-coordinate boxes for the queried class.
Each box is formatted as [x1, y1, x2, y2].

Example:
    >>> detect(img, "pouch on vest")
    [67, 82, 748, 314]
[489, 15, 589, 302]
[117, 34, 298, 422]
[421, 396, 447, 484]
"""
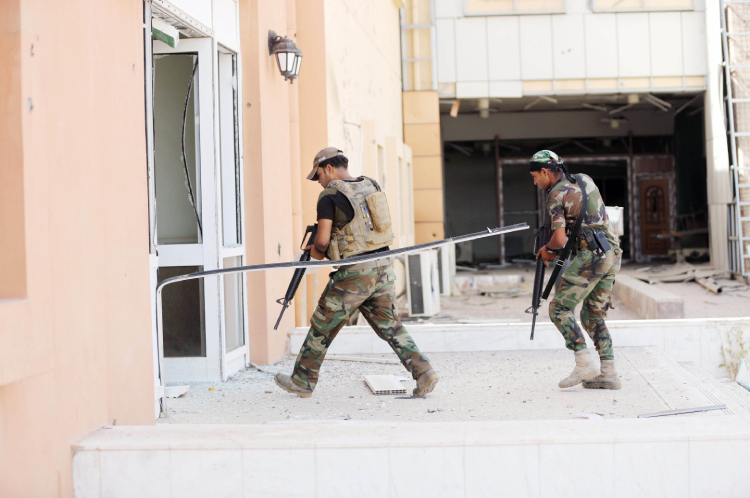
[365, 191, 392, 232]
[328, 236, 341, 261]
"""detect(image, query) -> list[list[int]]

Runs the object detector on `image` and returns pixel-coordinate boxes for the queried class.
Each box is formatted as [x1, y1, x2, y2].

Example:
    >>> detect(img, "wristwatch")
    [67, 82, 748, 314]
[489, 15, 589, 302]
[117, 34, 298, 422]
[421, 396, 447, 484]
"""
[545, 246, 557, 255]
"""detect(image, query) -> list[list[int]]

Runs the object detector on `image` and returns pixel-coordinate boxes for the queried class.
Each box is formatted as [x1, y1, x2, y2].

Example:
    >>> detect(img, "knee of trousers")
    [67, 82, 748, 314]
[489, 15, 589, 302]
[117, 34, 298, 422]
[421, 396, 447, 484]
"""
[548, 299, 571, 321]
[582, 302, 607, 322]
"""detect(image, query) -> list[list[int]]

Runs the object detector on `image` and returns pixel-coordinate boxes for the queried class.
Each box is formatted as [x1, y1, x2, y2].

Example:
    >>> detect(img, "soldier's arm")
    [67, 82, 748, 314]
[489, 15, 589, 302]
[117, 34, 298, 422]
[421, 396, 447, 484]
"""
[547, 227, 567, 250]
[308, 219, 332, 260]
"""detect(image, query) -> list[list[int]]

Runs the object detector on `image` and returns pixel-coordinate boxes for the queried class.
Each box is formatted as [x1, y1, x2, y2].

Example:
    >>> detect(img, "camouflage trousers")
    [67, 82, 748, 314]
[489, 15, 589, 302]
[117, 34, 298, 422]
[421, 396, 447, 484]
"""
[549, 247, 622, 361]
[291, 262, 432, 391]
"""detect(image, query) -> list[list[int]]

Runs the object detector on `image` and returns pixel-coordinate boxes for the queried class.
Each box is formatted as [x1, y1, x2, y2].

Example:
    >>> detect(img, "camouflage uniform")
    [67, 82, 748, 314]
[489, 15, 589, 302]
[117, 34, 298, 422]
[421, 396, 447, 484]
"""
[547, 174, 622, 361]
[290, 183, 432, 392]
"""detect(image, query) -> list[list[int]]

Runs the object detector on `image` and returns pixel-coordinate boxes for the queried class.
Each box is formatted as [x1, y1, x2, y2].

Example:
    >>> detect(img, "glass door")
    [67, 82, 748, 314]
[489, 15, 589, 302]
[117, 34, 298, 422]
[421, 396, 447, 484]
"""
[152, 38, 222, 382]
[216, 47, 249, 379]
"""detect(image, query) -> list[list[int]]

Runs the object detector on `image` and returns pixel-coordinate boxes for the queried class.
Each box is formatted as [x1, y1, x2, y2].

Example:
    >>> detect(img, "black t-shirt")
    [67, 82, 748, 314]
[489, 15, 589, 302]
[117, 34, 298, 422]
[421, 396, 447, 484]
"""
[317, 178, 364, 225]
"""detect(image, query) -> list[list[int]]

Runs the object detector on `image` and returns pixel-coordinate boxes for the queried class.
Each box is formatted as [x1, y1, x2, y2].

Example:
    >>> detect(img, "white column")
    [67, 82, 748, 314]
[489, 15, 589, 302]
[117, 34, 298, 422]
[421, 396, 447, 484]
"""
[704, 0, 732, 271]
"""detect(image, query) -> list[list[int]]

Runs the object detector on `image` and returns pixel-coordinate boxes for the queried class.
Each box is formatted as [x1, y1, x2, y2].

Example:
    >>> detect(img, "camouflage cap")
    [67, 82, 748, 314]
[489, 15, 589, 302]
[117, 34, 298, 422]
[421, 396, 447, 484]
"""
[307, 147, 345, 181]
[529, 149, 563, 171]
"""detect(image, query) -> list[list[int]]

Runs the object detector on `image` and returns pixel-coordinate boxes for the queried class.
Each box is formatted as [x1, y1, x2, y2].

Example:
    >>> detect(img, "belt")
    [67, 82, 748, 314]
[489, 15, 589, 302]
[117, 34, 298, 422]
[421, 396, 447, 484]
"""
[339, 257, 392, 271]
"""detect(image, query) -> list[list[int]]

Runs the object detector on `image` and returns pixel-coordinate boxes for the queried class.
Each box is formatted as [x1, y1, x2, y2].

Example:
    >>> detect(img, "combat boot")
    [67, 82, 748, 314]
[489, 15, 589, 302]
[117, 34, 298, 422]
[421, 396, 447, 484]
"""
[275, 373, 313, 398]
[583, 360, 621, 390]
[413, 369, 439, 396]
[559, 349, 599, 388]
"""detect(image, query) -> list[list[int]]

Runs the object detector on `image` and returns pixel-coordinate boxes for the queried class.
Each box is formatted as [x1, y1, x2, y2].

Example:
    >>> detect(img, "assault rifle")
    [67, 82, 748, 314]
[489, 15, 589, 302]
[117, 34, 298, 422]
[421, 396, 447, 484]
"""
[273, 224, 318, 330]
[526, 223, 551, 340]
[525, 174, 588, 340]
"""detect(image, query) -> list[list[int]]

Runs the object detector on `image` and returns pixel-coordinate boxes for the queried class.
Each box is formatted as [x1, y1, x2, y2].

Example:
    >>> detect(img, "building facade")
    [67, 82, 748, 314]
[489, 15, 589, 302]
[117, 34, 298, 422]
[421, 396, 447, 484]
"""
[402, 0, 732, 267]
[0, 0, 415, 495]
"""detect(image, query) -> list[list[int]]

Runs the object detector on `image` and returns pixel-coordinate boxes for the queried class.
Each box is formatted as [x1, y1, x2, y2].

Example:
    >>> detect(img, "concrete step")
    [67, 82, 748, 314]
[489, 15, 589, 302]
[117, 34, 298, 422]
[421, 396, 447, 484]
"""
[73, 346, 750, 497]
[288, 317, 750, 378]
[679, 360, 750, 419]
[613, 274, 685, 319]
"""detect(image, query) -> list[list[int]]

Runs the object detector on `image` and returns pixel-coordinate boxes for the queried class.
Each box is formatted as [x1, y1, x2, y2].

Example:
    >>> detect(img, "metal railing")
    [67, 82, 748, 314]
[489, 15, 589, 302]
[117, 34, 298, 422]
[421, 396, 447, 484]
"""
[155, 223, 529, 416]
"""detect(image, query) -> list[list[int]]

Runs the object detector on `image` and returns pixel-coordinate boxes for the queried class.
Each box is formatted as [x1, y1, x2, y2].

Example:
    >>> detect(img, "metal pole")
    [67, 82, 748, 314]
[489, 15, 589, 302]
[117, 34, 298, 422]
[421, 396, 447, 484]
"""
[153, 224, 529, 416]
[721, 0, 745, 274]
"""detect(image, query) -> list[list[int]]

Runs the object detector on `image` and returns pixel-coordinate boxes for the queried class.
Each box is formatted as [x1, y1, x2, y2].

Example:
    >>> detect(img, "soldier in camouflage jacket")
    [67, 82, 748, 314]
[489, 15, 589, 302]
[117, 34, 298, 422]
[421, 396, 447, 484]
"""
[274, 147, 439, 398]
[530, 150, 623, 390]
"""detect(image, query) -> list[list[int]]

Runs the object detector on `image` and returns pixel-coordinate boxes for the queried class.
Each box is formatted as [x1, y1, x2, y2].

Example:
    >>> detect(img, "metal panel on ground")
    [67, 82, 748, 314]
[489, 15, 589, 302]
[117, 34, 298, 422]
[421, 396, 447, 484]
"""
[436, 19, 456, 83]
[617, 13, 651, 77]
[552, 15, 586, 80]
[650, 12, 684, 77]
[585, 13, 618, 78]
[456, 17, 488, 81]
[487, 17, 521, 81]
[520, 16, 554, 81]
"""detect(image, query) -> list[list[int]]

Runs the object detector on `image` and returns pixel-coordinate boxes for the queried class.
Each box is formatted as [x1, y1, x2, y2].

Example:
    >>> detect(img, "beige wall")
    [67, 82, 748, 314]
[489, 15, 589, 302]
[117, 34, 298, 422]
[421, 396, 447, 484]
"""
[404, 91, 445, 243]
[240, 0, 301, 363]
[323, 0, 405, 171]
[0, 1, 154, 496]
[297, 0, 415, 301]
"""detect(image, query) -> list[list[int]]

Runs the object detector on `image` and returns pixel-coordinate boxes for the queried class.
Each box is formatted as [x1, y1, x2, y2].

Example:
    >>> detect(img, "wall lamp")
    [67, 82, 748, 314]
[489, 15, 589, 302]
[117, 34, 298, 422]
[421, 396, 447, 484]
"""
[268, 30, 303, 83]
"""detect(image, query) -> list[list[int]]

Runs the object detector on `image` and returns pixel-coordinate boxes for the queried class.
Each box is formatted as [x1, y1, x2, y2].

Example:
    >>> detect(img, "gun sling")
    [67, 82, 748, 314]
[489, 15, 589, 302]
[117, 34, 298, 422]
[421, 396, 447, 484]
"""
[541, 174, 588, 300]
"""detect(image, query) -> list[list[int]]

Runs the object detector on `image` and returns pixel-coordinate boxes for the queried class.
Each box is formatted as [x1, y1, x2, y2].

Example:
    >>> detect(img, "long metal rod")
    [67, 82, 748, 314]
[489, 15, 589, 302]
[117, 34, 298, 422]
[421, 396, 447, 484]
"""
[155, 224, 529, 415]
[721, 0, 744, 274]
[637, 404, 728, 418]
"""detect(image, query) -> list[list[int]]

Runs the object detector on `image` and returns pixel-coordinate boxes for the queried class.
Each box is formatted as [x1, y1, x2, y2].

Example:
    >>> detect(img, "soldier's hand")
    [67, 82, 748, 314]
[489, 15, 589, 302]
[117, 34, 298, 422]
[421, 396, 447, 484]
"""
[536, 246, 556, 267]
[306, 244, 326, 260]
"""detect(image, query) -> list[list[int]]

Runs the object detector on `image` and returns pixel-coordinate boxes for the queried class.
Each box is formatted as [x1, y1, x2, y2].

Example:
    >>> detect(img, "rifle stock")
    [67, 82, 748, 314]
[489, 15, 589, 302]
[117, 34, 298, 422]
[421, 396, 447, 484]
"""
[274, 224, 318, 330]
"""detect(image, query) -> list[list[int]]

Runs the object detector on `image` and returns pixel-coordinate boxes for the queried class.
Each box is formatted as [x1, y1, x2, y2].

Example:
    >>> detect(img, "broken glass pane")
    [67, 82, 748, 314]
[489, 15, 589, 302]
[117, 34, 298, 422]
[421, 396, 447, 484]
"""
[154, 53, 202, 244]
[159, 265, 206, 357]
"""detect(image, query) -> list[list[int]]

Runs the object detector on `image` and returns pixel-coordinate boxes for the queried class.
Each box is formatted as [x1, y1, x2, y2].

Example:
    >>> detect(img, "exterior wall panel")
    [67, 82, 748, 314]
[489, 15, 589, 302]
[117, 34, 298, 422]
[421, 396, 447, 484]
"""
[617, 13, 652, 77]
[436, 19, 456, 83]
[682, 12, 707, 75]
[552, 15, 586, 80]
[456, 17, 489, 81]
[487, 17, 521, 81]
[584, 13, 619, 78]
[519, 16, 554, 80]
[650, 12, 684, 76]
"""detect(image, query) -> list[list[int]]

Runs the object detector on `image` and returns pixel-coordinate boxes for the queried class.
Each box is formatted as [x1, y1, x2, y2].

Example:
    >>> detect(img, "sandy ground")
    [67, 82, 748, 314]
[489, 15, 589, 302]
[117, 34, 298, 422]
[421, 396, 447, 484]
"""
[429, 264, 750, 325]
[158, 348, 729, 425]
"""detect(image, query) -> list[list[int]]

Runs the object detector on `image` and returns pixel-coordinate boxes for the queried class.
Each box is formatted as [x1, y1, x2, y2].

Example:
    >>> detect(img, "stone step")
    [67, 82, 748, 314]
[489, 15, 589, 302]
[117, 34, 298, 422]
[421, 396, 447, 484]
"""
[612, 274, 685, 319]
[73, 346, 750, 497]
[679, 361, 750, 419]
[288, 317, 750, 378]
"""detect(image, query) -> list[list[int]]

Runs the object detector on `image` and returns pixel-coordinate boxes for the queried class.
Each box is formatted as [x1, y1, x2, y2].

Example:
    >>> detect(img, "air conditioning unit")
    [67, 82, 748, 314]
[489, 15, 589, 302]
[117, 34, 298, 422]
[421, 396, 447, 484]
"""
[455, 241, 473, 264]
[606, 206, 625, 237]
[436, 243, 456, 297]
[406, 249, 441, 317]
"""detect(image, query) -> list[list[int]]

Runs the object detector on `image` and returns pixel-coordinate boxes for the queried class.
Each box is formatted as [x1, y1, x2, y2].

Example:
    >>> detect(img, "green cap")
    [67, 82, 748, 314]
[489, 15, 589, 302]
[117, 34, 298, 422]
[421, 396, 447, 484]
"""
[529, 150, 562, 171]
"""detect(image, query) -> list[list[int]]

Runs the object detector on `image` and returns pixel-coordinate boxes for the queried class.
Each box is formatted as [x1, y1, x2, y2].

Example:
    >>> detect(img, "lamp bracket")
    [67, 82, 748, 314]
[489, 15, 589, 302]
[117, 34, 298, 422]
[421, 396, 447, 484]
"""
[268, 30, 279, 55]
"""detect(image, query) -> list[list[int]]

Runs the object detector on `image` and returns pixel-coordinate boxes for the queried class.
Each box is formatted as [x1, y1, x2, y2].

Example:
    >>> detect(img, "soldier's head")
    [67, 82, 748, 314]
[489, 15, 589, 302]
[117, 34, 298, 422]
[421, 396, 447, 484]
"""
[529, 149, 564, 191]
[307, 147, 350, 187]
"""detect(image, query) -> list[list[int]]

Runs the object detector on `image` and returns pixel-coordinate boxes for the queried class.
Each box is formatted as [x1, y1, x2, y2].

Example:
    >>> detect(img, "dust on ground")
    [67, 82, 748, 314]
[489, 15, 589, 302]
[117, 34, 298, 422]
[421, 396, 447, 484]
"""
[158, 349, 719, 425]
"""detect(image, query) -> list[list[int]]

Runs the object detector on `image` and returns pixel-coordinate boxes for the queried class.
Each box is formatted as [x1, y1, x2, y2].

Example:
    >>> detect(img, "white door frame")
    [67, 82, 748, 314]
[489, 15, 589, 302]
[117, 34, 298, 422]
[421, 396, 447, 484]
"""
[214, 41, 251, 380]
[153, 37, 222, 383]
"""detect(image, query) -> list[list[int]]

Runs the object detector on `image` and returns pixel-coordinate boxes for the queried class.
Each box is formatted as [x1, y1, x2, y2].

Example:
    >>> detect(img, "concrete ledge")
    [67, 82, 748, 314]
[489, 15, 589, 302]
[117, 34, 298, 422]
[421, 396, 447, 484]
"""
[73, 417, 750, 497]
[288, 317, 750, 378]
[613, 274, 684, 319]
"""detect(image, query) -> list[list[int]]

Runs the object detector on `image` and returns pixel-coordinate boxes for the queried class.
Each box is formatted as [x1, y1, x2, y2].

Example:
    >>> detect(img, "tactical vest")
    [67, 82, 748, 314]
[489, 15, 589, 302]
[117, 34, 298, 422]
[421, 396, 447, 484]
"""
[325, 176, 394, 260]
